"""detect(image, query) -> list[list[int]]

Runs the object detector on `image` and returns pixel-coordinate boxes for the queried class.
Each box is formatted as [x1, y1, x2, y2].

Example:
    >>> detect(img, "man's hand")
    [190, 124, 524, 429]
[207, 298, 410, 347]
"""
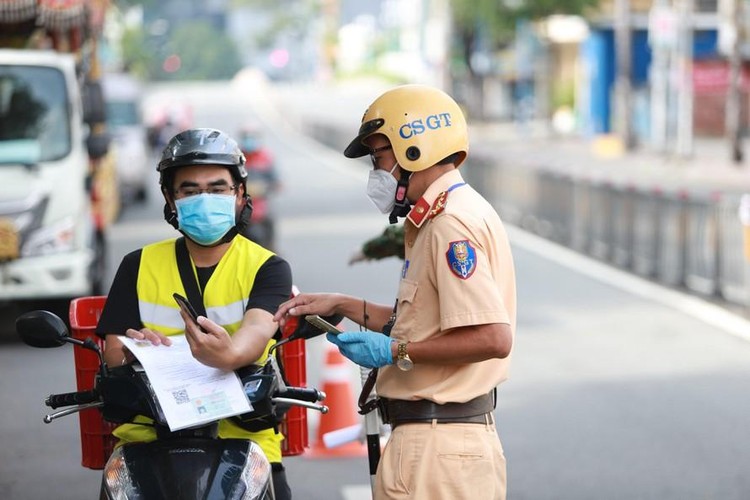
[180, 310, 238, 370]
[326, 331, 393, 369]
[125, 327, 172, 347]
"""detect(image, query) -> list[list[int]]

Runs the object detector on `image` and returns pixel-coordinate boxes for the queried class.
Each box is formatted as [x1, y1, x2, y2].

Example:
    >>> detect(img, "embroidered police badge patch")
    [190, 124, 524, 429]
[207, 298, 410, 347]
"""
[446, 240, 477, 279]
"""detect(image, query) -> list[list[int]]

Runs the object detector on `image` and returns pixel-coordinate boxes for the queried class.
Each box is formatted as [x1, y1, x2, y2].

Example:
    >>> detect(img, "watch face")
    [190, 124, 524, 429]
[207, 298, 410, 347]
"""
[397, 357, 414, 371]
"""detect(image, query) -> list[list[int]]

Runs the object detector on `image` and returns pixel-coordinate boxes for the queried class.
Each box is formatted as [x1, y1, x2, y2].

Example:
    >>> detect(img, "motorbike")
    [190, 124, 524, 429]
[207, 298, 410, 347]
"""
[15, 309, 338, 499]
[241, 139, 281, 251]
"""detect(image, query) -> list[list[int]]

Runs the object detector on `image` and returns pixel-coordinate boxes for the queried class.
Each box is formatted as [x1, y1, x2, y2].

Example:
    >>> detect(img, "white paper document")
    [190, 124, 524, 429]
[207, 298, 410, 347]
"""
[120, 334, 252, 431]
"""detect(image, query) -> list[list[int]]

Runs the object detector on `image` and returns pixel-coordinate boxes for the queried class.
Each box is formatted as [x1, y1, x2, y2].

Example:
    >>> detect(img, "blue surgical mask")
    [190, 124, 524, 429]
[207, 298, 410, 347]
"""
[175, 194, 236, 246]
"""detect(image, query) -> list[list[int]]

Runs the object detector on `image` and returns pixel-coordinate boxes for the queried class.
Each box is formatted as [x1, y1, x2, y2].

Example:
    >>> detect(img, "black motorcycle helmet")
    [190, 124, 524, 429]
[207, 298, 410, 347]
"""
[158, 128, 253, 243]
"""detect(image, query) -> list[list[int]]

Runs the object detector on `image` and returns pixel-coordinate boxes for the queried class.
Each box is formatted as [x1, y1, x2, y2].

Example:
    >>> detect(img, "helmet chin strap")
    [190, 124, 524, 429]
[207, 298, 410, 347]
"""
[388, 170, 412, 224]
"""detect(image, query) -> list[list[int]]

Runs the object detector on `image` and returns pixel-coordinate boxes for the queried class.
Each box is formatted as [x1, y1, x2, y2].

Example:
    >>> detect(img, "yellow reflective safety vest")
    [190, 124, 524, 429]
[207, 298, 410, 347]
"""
[112, 236, 284, 463]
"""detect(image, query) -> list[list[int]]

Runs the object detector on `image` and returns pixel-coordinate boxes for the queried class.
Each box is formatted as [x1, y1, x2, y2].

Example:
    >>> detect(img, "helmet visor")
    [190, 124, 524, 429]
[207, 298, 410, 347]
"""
[344, 118, 384, 158]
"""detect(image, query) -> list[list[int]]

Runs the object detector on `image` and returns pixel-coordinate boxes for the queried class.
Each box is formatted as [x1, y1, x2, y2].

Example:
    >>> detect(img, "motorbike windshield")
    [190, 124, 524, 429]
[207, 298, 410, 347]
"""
[0, 65, 70, 164]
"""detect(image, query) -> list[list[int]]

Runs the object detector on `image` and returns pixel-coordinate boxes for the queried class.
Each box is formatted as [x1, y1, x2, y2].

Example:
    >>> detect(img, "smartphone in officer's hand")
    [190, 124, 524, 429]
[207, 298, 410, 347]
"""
[305, 315, 343, 335]
[173, 293, 203, 329]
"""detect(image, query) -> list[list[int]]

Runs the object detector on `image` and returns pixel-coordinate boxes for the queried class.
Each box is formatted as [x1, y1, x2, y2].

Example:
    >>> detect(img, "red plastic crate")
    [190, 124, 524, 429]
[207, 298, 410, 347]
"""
[69, 296, 118, 470]
[277, 334, 308, 456]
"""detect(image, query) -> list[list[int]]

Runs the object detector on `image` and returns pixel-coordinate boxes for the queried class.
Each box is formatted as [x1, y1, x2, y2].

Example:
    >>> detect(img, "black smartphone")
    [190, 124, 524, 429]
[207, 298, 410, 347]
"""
[173, 292, 200, 324]
[305, 315, 343, 335]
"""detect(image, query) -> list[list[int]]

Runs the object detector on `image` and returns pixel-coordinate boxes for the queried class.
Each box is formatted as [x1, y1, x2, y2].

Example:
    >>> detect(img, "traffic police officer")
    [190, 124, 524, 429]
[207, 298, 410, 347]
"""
[274, 85, 516, 499]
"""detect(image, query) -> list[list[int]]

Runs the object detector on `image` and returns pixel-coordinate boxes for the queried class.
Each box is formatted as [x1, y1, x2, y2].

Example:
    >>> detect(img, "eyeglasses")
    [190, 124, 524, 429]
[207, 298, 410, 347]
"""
[174, 184, 237, 198]
[369, 144, 392, 168]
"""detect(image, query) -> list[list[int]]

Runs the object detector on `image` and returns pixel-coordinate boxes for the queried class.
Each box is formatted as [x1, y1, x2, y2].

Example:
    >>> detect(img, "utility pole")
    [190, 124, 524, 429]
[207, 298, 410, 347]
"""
[648, 0, 676, 153]
[675, 0, 694, 158]
[614, 0, 635, 150]
[726, 0, 744, 163]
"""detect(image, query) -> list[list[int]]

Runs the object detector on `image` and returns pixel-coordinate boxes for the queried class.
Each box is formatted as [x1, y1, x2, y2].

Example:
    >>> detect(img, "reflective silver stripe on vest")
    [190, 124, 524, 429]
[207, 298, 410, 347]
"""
[207, 299, 246, 327]
[139, 300, 184, 331]
[139, 298, 247, 332]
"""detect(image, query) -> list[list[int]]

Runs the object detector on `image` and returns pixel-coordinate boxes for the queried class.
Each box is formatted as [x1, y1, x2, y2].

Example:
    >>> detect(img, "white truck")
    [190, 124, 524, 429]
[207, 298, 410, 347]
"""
[0, 1, 118, 313]
[103, 71, 150, 204]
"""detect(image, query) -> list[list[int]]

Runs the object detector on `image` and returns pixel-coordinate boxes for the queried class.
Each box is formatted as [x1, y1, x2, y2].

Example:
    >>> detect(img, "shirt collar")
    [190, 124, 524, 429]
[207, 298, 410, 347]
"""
[406, 170, 465, 228]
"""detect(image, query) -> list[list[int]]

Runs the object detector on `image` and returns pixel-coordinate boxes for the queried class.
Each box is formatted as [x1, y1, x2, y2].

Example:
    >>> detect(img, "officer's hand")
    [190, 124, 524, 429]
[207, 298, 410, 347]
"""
[125, 327, 172, 347]
[273, 293, 343, 329]
[326, 331, 393, 369]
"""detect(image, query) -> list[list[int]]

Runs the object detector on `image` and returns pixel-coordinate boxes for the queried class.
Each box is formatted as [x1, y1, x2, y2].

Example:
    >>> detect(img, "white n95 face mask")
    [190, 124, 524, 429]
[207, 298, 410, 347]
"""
[366, 163, 398, 214]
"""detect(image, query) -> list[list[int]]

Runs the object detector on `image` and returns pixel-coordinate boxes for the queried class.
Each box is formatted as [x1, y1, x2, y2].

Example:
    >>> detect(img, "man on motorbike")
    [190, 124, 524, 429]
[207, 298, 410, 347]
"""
[95, 128, 293, 499]
[274, 85, 515, 499]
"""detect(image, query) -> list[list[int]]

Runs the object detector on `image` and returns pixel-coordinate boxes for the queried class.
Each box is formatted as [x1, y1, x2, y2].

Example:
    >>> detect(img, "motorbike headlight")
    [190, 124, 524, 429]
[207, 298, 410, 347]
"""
[229, 441, 272, 500]
[21, 215, 76, 257]
[103, 447, 144, 500]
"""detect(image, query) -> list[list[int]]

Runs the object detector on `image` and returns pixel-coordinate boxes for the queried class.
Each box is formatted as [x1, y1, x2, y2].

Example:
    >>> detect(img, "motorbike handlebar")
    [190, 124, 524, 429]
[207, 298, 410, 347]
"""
[45, 390, 99, 409]
[277, 386, 326, 404]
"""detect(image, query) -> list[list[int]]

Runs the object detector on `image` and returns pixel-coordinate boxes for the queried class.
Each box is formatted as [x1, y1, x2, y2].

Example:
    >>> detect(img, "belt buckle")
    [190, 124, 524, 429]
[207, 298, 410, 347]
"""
[358, 397, 386, 422]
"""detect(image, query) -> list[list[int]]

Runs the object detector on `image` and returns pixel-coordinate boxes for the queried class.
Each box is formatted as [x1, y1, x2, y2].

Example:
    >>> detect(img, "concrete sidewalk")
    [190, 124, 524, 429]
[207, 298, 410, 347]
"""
[469, 121, 750, 198]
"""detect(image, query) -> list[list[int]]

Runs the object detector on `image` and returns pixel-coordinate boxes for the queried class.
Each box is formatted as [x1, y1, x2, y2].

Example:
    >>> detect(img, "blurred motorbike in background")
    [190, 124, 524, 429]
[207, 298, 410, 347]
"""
[239, 125, 282, 251]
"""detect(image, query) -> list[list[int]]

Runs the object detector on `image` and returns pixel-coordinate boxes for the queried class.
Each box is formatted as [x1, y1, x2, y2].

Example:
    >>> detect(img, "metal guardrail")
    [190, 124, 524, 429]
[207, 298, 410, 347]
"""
[466, 157, 750, 309]
[299, 116, 750, 309]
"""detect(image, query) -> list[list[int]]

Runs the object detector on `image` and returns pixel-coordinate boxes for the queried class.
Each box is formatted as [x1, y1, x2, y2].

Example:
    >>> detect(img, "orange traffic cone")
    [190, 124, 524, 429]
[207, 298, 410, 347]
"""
[306, 345, 367, 458]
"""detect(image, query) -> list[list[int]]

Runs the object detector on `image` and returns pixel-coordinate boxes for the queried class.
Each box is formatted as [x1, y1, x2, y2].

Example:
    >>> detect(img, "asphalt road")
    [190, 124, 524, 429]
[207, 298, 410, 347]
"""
[2, 76, 750, 499]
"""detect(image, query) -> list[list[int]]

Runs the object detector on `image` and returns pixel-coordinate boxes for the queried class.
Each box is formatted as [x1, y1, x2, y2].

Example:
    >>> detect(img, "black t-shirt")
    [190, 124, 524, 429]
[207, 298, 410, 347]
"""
[95, 248, 292, 339]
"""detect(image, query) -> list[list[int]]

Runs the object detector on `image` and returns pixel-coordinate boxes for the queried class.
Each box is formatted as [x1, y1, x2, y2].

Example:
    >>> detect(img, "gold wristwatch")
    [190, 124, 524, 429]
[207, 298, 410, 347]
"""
[396, 342, 414, 371]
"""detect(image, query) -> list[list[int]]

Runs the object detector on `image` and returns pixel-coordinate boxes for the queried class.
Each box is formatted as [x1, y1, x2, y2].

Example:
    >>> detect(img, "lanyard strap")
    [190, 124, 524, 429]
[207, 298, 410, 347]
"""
[175, 237, 207, 317]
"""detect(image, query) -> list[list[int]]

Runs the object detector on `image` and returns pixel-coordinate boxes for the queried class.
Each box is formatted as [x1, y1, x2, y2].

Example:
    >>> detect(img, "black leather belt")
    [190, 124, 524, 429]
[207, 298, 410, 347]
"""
[379, 392, 495, 428]
[388, 412, 492, 429]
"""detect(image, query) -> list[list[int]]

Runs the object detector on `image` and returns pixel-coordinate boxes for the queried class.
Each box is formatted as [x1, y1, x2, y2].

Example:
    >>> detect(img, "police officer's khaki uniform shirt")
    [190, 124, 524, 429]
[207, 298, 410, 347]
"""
[377, 169, 516, 404]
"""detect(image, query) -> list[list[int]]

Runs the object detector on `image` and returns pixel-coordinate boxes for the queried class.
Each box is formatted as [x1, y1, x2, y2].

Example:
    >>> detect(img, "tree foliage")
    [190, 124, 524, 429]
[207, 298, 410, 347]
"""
[121, 21, 242, 81]
[450, 0, 600, 76]
[120, 27, 151, 78]
[163, 21, 242, 80]
[230, 0, 321, 49]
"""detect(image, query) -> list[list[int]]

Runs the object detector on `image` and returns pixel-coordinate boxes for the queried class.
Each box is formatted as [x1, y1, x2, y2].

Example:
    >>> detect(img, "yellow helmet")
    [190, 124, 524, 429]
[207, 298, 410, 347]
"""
[344, 85, 469, 172]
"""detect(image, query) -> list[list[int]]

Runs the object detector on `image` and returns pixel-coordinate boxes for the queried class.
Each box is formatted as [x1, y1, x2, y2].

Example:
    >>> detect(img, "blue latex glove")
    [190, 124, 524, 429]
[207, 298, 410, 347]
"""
[326, 331, 393, 369]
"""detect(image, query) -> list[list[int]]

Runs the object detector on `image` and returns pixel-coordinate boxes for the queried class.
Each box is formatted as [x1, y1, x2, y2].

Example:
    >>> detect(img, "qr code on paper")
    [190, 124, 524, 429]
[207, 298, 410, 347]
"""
[172, 388, 189, 405]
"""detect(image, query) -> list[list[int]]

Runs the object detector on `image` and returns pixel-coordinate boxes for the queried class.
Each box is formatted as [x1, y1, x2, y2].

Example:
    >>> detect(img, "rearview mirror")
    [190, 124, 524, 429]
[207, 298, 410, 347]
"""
[16, 310, 70, 348]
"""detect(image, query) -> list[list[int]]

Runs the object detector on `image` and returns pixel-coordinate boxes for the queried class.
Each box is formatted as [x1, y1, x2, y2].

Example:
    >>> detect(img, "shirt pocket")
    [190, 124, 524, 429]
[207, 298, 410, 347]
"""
[394, 279, 418, 336]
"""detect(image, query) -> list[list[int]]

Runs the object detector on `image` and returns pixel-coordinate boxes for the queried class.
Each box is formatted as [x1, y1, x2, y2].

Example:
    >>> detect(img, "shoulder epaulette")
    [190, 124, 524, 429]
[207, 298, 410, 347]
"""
[406, 190, 449, 228]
